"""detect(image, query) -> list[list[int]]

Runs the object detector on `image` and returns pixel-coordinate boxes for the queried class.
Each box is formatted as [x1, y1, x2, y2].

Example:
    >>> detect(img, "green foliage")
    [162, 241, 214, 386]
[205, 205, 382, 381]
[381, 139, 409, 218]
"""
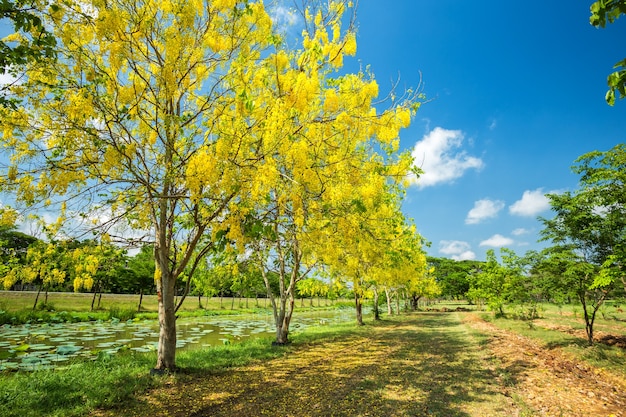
[590, 0, 626, 104]
[121, 245, 155, 296]
[35, 301, 55, 311]
[541, 144, 625, 293]
[0, 226, 37, 263]
[467, 248, 525, 316]
[106, 307, 136, 321]
[0, 0, 57, 108]
[532, 246, 608, 344]
[428, 256, 482, 299]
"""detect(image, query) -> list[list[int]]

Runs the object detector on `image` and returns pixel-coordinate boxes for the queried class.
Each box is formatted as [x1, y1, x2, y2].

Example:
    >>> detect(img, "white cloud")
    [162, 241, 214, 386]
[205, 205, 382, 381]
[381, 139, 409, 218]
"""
[439, 240, 476, 261]
[479, 234, 514, 248]
[509, 189, 551, 217]
[0, 72, 17, 85]
[465, 199, 505, 224]
[269, 5, 301, 34]
[488, 118, 497, 131]
[409, 127, 484, 188]
[512, 228, 529, 236]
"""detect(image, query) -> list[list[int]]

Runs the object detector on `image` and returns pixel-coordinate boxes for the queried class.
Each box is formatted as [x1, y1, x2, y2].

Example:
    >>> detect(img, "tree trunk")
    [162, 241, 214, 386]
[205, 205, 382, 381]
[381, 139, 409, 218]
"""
[97, 292, 103, 309]
[355, 292, 364, 325]
[580, 294, 594, 345]
[373, 288, 380, 321]
[231, 296, 235, 310]
[91, 287, 98, 311]
[411, 295, 420, 311]
[395, 291, 400, 315]
[274, 294, 294, 345]
[32, 283, 42, 311]
[385, 287, 393, 315]
[138, 288, 144, 312]
[155, 270, 177, 371]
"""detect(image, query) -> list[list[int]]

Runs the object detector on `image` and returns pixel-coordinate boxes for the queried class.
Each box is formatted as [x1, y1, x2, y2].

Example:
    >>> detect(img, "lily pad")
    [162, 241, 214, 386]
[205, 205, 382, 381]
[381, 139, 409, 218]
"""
[56, 345, 82, 355]
[13, 344, 30, 352]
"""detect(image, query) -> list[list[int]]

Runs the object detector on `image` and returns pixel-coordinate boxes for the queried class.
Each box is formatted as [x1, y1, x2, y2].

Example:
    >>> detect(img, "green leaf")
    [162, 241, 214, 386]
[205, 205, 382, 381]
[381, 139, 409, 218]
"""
[13, 343, 30, 352]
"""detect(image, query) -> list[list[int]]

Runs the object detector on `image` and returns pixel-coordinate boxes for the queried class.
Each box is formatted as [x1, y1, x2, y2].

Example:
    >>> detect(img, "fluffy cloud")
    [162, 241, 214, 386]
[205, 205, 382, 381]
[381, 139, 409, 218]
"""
[465, 199, 505, 224]
[509, 189, 551, 217]
[512, 228, 530, 236]
[479, 234, 514, 248]
[269, 5, 301, 34]
[409, 127, 483, 188]
[439, 240, 476, 261]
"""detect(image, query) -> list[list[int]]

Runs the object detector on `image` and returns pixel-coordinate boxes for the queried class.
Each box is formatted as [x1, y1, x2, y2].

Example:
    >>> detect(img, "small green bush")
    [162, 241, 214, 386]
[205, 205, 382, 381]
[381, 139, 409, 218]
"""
[107, 307, 136, 321]
[36, 301, 55, 312]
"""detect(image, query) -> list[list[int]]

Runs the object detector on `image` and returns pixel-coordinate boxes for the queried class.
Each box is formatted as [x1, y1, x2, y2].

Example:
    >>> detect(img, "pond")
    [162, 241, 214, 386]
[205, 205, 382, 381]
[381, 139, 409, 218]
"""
[0, 309, 356, 371]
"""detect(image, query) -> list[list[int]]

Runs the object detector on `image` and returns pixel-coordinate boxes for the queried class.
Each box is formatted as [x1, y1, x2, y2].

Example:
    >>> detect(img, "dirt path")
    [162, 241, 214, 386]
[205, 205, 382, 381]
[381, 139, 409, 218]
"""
[464, 315, 626, 417]
[97, 313, 626, 417]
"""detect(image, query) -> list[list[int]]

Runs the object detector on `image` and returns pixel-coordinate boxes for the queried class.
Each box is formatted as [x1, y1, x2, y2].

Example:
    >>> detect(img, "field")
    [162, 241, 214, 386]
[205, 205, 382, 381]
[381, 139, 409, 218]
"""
[0, 291, 346, 325]
[0, 290, 331, 313]
[1, 296, 626, 416]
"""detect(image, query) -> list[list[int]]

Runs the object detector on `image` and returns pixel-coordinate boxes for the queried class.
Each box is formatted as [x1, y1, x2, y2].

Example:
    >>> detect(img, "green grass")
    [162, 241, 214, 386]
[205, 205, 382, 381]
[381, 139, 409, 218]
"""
[0, 335, 295, 417]
[0, 352, 157, 417]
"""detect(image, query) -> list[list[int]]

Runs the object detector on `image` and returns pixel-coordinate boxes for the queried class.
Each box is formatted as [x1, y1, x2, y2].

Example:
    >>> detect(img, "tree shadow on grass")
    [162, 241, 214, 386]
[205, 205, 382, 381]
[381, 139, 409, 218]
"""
[151, 312, 526, 417]
[544, 336, 589, 350]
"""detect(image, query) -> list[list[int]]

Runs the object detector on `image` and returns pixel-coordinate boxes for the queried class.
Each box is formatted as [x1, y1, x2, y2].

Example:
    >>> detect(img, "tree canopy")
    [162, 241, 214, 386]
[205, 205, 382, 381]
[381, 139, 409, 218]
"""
[590, 0, 626, 105]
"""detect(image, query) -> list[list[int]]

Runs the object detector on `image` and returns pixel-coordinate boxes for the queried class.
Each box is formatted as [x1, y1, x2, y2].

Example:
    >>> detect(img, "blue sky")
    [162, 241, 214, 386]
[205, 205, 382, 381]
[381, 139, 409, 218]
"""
[344, 1, 626, 261]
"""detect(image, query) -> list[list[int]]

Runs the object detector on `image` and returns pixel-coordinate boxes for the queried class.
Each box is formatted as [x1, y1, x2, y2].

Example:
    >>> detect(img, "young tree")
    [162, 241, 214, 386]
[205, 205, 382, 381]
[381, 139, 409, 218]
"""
[297, 277, 329, 307]
[572, 144, 626, 294]
[539, 144, 626, 342]
[70, 239, 128, 311]
[467, 248, 524, 316]
[9, 240, 70, 309]
[533, 246, 606, 345]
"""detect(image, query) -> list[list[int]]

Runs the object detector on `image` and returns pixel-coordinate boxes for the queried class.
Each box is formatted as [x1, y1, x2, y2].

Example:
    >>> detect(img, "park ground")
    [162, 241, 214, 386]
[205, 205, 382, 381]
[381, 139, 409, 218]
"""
[90, 309, 626, 417]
